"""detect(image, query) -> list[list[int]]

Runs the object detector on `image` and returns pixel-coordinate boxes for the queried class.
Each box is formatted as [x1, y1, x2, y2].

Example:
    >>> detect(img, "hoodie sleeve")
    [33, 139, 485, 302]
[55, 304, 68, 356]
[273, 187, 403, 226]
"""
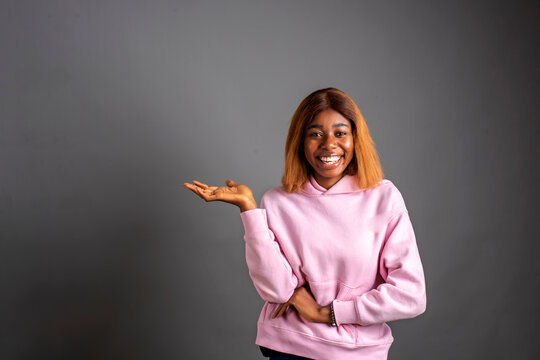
[332, 209, 427, 326]
[240, 194, 298, 303]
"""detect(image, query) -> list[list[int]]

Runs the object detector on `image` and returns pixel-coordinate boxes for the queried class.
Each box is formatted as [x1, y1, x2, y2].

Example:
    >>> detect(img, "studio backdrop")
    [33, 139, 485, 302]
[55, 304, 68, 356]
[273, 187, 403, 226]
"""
[1, 1, 538, 359]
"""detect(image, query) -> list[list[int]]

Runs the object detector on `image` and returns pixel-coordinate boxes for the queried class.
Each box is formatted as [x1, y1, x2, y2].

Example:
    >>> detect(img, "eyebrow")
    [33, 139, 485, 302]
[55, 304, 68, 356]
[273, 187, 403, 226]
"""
[306, 123, 350, 130]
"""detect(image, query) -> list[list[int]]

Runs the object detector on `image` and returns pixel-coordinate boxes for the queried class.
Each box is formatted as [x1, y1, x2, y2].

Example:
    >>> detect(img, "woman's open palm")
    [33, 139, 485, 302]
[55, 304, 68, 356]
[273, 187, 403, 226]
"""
[184, 179, 257, 211]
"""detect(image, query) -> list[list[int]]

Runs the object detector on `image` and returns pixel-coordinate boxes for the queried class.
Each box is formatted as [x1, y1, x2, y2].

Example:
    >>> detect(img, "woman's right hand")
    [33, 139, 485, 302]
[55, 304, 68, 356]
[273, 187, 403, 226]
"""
[183, 179, 258, 212]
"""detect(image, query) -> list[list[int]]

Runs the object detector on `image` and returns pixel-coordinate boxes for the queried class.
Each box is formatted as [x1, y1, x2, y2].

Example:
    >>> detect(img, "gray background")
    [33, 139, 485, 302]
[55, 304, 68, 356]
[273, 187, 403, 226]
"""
[1, 0, 539, 359]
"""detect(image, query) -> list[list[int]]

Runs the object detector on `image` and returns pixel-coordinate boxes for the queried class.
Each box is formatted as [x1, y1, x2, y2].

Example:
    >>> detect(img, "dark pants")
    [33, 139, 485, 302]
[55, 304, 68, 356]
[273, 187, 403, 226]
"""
[260, 346, 312, 360]
[270, 355, 309, 360]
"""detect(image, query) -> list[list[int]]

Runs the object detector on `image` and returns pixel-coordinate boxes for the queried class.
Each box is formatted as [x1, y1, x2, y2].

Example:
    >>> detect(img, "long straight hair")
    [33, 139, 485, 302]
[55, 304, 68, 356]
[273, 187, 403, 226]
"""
[282, 88, 384, 193]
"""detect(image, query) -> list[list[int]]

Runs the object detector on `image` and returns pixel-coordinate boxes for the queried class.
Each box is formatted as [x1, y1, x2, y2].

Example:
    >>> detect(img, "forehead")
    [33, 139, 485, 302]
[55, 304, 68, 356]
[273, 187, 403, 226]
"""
[308, 109, 350, 127]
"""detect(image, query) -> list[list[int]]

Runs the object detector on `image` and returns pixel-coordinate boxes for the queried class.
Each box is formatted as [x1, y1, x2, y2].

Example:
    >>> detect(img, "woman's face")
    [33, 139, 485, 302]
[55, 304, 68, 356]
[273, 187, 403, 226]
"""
[303, 109, 354, 189]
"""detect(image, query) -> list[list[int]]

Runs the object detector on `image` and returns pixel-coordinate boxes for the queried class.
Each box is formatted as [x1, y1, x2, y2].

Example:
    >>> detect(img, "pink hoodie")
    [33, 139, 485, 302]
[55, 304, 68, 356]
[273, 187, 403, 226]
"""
[240, 175, 426, 359]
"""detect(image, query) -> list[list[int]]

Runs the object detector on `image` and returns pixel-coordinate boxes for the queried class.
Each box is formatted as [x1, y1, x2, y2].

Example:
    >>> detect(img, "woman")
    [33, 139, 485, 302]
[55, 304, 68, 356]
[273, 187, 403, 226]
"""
[184, 88, 426, 359]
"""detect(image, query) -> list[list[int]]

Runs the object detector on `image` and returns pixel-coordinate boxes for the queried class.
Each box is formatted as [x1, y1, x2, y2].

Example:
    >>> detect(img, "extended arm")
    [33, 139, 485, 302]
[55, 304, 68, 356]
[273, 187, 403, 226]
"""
[184, 179, 297, 303]
[333, 210, 427, 326]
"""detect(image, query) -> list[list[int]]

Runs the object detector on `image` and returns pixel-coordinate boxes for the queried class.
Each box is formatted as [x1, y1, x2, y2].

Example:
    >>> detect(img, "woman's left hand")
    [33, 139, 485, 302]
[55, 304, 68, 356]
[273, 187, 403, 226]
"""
[272, 286, 331, 323]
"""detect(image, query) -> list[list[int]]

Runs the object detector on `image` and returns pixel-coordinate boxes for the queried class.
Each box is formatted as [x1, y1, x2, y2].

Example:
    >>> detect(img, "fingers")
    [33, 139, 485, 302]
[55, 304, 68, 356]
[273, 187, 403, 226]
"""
[272, 303, 284, 318]
[183, 182, 206, 194]
[192, 180, 209, 189]
[183, 182, 215, 202]
[189, 180, 219, 192]
[183, 180, 241, 204]
[183, 182, 200, 194]
[272, 302, 290, 319]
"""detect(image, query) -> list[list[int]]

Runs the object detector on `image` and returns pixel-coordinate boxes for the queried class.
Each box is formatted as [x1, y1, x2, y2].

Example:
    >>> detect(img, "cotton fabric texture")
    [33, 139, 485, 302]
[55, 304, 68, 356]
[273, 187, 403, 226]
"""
[240, 175, 426, 360]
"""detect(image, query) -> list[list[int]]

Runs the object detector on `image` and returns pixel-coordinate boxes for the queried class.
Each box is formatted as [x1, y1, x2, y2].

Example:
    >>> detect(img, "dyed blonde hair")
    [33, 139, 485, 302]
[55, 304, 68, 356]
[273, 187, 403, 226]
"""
[282, 88, 384, 193]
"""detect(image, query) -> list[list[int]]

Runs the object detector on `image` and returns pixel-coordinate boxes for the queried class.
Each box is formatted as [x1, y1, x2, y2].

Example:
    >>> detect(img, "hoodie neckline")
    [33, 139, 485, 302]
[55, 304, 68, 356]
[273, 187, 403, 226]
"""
[301, 174, 362, 196]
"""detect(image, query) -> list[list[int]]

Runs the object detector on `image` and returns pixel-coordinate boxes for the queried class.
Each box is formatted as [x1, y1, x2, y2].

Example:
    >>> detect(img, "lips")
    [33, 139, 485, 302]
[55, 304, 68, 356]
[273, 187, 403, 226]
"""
[319, 155, 341, 164]
[317, 155, 344, 169]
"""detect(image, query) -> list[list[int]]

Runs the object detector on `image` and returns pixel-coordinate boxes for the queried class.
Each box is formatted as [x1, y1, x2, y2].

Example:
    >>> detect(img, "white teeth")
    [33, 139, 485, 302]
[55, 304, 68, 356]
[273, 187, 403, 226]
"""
[319, 156, 341, 164]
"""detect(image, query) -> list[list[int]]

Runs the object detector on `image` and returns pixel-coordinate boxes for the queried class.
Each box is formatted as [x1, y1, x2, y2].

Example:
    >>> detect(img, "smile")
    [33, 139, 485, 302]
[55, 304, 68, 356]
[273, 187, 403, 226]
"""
[317, 156, 343, 169]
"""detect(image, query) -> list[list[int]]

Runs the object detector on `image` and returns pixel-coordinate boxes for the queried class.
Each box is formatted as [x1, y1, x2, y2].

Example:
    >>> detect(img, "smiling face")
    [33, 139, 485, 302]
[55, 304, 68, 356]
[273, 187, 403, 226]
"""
[303, 109, 355, 189]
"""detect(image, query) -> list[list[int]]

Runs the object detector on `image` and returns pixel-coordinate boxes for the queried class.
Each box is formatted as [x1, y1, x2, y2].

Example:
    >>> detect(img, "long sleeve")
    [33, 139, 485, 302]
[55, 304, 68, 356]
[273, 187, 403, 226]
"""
[240, 205, 298, 303]
[332, 210, 427, 326]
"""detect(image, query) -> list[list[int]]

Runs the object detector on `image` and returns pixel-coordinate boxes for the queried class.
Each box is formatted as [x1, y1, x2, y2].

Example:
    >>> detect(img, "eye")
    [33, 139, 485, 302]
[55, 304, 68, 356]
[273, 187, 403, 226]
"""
[336, 131, 348, 137]
[309, 132, 323, 137]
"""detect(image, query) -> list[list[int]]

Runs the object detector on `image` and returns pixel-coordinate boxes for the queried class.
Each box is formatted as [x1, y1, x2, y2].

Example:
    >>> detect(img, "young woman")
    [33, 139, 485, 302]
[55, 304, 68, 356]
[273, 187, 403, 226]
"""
[184, 88, 426, 359]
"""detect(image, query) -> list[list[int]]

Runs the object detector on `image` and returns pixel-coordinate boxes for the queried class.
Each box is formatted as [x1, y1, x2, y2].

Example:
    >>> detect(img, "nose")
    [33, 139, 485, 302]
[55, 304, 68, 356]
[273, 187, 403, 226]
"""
[321, 134, 337, 149]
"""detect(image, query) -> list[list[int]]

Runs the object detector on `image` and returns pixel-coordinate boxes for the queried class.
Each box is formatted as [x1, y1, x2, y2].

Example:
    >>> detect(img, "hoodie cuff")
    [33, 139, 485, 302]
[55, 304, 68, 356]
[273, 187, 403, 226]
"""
[240, 209, 269, 237]
[332, 299, 359, 325]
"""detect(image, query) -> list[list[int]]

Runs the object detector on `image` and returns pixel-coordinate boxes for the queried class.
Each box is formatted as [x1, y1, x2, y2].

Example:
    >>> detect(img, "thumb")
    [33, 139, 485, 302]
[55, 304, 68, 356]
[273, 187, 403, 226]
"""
[226, 179, 238, 187]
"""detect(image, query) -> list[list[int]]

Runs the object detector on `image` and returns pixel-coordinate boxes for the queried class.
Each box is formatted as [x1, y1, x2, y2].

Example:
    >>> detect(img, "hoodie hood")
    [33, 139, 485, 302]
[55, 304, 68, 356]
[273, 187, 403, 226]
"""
[300, 174, 389, 196]
[301, 174, 360, 196]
